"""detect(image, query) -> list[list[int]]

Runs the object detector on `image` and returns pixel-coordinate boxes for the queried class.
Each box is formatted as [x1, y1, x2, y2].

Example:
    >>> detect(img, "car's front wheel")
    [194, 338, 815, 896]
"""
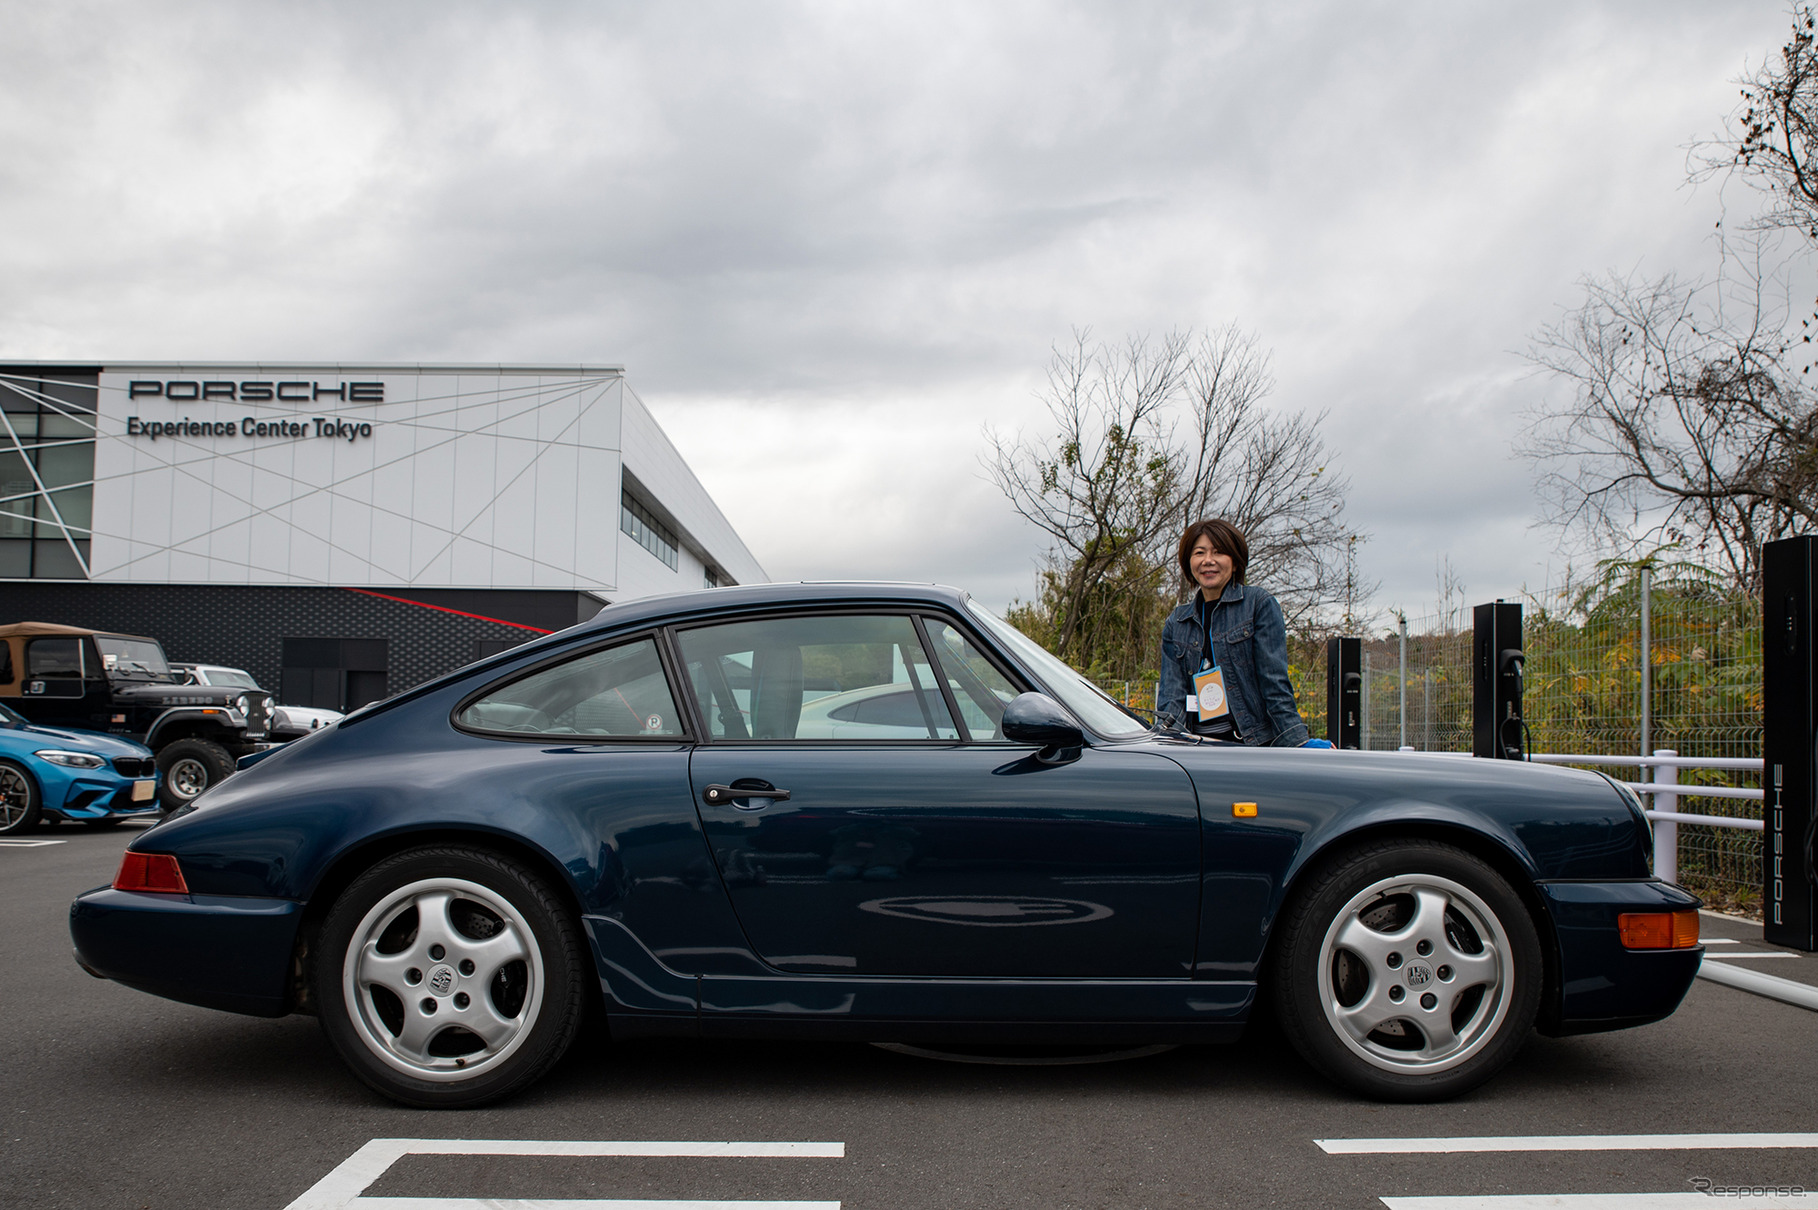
[314, 846, 586, 1108]
[0, 761, 41, 835]
[156, 738, 235, 810]
[1272, 839, 1541, 1101]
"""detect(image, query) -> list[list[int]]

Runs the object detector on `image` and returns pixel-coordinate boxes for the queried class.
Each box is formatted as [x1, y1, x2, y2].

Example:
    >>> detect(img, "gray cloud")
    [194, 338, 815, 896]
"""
[0, 0, 1796, 612]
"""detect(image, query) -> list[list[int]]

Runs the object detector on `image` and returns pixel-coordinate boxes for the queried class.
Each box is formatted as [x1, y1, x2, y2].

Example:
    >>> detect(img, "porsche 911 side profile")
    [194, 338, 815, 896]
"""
[69, 583, 1702, 1107]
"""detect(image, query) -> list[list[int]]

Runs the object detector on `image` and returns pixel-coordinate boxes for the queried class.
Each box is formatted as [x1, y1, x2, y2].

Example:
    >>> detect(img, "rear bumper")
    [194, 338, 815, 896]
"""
[1537, 879, 1704, 1035]
[68, 886, 301, 1017]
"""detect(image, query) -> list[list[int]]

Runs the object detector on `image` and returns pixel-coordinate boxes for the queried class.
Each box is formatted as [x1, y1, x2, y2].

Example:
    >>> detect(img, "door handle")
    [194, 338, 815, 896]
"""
[703, 783, 792, 808]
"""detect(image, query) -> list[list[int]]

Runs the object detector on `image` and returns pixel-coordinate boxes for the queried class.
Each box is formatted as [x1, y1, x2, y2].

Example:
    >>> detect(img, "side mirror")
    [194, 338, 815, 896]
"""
[1001, 692, 1085, 761]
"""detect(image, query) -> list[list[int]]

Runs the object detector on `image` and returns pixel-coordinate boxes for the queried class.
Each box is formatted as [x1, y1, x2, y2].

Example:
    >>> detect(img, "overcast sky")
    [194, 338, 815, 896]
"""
[0, 1, 1796, 618]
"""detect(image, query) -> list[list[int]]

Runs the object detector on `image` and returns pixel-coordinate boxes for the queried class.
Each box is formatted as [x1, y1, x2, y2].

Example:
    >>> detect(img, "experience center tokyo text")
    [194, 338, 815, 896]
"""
[125, 415, 375, 441]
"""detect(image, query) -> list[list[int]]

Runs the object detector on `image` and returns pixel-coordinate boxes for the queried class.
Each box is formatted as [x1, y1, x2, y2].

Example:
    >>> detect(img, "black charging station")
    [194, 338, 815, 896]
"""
[1473, 601, 1524, 760]
[1763, 536, 1818, 951]
[1326, 636, 1361, 749]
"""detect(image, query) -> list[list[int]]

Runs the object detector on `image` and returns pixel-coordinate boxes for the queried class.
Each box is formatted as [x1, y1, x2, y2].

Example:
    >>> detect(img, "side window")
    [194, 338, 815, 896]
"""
[0, 641, 11, 684]
[26, 637, 83, 677]
[456, 638, 683, 738]
[677, 614, 958, 741]
[923, 619, 1019, 741]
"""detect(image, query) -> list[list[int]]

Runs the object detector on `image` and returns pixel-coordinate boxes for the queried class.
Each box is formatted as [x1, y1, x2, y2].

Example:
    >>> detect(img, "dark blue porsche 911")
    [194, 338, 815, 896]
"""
[70, 583, 1701, 1107]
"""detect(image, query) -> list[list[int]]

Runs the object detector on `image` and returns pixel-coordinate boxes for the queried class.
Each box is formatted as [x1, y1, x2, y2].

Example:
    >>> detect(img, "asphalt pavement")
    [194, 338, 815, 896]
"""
[5, 825, 1816, 1210]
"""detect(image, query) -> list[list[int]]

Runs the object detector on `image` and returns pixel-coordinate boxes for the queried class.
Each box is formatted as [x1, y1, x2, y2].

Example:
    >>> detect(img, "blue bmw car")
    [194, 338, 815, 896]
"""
[69, 583, 1701, 1107]
[0, 701, 159, 833]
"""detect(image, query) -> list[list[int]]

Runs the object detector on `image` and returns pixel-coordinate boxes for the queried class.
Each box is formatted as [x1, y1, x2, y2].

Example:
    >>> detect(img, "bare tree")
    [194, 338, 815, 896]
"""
[1175, 325, 1357, 622]
[987, 326, 1361, 672]
[1523, 267, 1818, 591]
[1696, 5, 1818, 244]
[986, 329, 1188, 665]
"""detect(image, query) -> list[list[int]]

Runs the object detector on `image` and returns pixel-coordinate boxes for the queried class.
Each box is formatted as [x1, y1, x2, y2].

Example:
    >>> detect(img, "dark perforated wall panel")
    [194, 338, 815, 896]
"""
[0, 584, 605, 697]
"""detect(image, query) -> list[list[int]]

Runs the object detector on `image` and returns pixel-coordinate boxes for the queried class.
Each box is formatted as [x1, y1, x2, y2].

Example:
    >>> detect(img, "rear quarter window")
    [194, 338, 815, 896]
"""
[455, 637, 684, 739]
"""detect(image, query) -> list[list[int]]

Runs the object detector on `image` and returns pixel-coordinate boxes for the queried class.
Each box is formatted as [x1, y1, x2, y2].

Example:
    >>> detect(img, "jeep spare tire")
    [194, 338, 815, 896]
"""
[157, 738, 236, 810]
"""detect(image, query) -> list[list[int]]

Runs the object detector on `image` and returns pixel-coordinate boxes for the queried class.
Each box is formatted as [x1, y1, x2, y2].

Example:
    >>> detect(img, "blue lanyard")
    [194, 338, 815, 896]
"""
[1198, 598, 1216, 669]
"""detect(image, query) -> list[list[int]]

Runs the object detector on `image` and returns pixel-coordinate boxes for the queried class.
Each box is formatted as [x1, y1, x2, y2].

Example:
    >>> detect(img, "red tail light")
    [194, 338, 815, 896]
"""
[113, 851, 189, 894]
[1618, 910, 1699, 949]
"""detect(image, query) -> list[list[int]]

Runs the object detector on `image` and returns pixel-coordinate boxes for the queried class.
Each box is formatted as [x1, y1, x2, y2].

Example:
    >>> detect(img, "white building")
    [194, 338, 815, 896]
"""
[0, 362, 764, 708]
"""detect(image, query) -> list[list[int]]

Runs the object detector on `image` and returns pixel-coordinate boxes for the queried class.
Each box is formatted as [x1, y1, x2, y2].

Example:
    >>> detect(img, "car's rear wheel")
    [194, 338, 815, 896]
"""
[156, 738, 235, 810]
[0, 761, 41, 835]
[1272, 839, 1541, 1101]
[314, 846, 586, 1108]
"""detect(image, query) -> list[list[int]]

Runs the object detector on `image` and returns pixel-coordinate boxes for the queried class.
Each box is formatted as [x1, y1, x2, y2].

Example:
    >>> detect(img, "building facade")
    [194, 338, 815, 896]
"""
[0, 363, 764, 710]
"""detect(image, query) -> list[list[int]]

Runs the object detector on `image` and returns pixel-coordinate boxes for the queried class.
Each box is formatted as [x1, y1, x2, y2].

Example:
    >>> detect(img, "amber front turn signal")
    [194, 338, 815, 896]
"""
[113, 851, 189, 895]
[1617, 909, 1699, 950]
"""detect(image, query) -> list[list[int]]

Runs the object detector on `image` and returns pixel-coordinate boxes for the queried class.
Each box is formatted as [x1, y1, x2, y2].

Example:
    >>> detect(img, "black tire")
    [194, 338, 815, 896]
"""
[156, 738, 236, 809]
[0, 761, 41, 835]
[1271, 839, 1541, 1102]
[314, 846, 586, 1108]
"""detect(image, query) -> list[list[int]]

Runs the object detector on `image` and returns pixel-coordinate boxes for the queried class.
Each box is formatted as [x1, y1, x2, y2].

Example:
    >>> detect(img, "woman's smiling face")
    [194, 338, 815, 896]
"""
[1190, 535, 1234, 600]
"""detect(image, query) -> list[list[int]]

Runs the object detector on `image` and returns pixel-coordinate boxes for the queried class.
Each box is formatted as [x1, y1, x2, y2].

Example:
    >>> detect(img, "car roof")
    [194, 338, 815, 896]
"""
[0, 621, 159, 642]
[572, 582, 975, 638]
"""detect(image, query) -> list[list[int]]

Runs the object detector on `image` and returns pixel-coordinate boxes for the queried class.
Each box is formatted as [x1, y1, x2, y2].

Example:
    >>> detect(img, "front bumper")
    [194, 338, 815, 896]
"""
[45, 776, 160, 821]
[69, 886, 301, 1017]
[1538, 878, 1704, 1035]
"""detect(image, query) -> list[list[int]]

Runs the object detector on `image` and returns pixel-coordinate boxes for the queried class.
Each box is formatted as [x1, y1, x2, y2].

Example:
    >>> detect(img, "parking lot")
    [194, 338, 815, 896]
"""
[6, 824, 1817, 1210]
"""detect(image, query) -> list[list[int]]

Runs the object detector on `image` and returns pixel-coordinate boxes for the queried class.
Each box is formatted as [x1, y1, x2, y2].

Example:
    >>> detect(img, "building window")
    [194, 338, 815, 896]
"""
[620, 491, 678, 570]
[0, 371, 96, 580]
[704, 565, 733, 589]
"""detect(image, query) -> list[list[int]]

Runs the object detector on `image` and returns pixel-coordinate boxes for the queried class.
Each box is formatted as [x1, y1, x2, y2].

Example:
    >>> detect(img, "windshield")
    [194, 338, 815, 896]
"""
[964, 599, 1149, 740]
[93, 635, 174, 681]
[200, 668, 261, 689]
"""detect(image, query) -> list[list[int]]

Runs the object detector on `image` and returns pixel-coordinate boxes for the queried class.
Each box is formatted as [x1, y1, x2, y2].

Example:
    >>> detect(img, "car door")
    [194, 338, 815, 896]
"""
[677, 610, 1202, 979]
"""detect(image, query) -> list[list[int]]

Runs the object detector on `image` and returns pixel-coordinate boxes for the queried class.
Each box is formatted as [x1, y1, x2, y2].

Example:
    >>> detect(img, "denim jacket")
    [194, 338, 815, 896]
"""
[1156, 583, 1310, 747]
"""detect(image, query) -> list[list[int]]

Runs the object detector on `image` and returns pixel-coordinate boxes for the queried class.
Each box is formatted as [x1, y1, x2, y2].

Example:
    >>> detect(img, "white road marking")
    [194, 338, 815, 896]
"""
[0, 838, 65, 847]
[356, 1201, 839, 1209]
[1382, 1195, 1808, 1208]
[1318, 1133, 1818, 1154]
[1703, 951, 1803, 959]
[1701, 938, 1741, 944]
[284, 1140, 845, 1210]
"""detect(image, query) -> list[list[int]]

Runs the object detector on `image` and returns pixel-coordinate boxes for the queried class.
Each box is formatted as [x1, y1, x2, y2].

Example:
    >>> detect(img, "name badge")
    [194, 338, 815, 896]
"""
[1193, 666, 1229, 723]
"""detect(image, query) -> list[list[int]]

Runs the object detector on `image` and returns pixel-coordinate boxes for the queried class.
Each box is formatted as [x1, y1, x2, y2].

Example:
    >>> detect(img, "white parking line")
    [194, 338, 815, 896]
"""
[0, 838, 65, 847]
[1703, 951, 1803, 959]
[283, 1140, 845, 1210]
[1382, 1195, 1807, 1208]
[356, 1201, 839, 1209]
[1317, 1133, 1818, 1154]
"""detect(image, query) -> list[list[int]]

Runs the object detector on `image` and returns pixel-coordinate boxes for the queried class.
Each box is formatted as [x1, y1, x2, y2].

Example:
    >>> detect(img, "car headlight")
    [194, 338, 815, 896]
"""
[35, 749, 106, 769]
[235, 694, 251, 714]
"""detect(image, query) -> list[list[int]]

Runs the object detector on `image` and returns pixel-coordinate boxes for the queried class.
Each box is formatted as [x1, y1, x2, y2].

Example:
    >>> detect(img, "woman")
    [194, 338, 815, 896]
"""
[1156, 518, 1330, 747]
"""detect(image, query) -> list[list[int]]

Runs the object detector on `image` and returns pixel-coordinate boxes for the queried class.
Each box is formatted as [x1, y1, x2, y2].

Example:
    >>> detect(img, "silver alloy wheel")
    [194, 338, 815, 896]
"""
[0, 765, 30, 828]
[341, 876, 545, 1083]
[1317, 873, 1511, 1075]
[166, 758, 210, 801]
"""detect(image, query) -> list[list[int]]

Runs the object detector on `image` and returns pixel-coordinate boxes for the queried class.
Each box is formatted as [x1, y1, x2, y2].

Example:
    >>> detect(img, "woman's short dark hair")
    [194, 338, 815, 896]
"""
[1177, 518, 1249, 588]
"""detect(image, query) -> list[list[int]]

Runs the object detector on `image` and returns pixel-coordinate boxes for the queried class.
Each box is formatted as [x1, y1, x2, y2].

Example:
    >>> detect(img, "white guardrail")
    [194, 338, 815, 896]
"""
[1499, 750, 1760, 884]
